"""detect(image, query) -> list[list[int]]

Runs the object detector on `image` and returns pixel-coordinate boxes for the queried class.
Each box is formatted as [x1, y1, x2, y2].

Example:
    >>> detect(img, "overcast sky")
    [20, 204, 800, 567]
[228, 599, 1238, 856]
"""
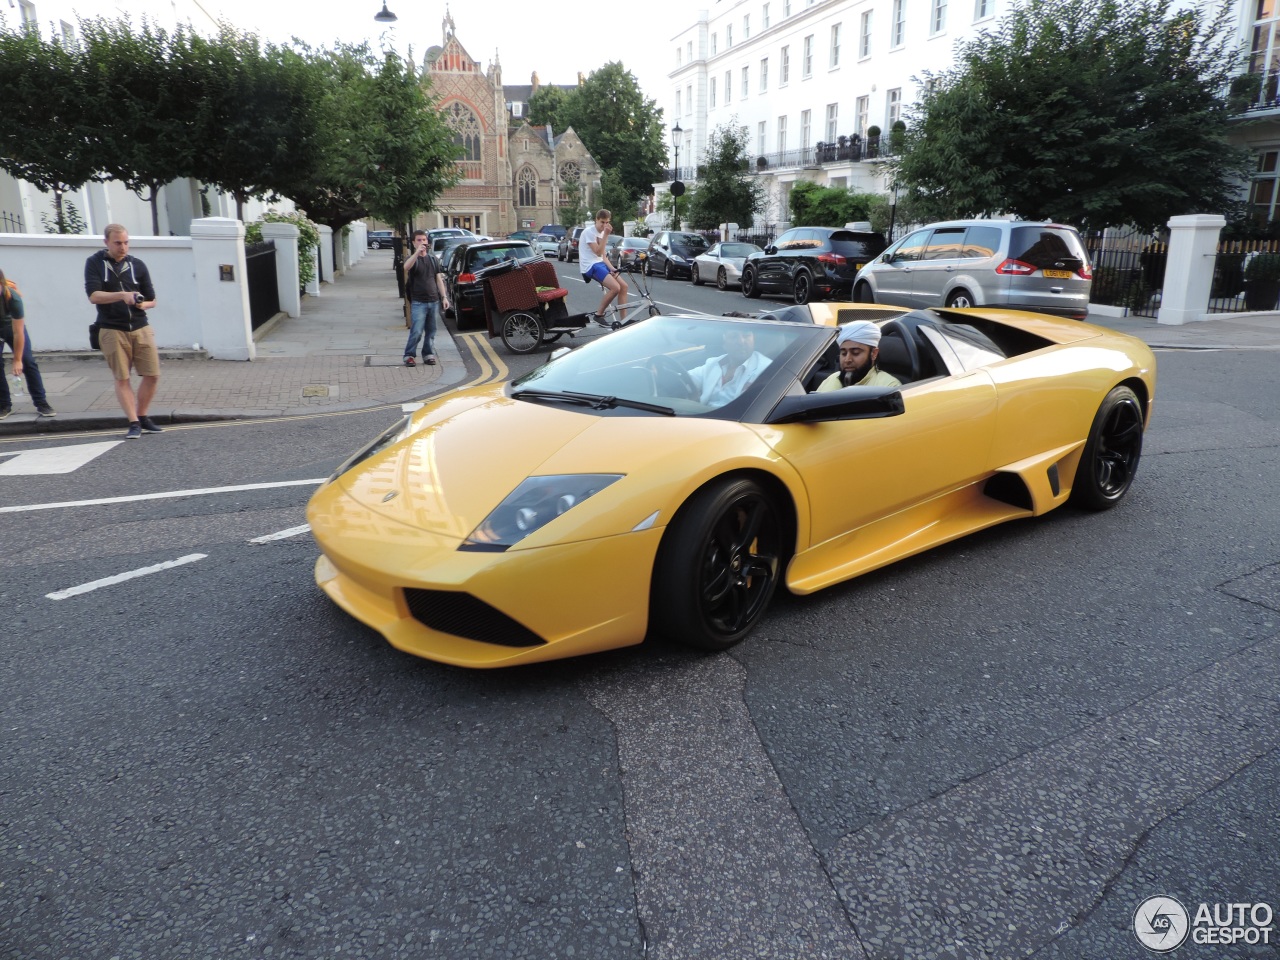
[202, 0, 687, 107]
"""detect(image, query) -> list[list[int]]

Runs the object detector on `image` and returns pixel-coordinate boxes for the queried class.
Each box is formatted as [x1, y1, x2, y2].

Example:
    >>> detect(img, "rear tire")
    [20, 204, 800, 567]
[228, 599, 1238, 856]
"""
[945, 289, 975, 308]
[649, 478, 783, 650]
[1071, 386, 1144, 510]
[793, 272, 812, 305]
[500, 311, 543, 354]
[717, 267, 729, 291]
[742, 266, 761, 299]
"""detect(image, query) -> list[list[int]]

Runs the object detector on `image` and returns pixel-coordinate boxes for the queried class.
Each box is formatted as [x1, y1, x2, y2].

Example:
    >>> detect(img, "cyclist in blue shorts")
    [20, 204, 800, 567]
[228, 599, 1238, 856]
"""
[579, 209, 628, 326]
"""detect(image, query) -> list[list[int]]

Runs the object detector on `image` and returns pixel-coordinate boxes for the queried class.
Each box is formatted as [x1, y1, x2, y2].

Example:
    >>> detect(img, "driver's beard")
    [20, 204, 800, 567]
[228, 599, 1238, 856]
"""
[840, 359, 874, 386]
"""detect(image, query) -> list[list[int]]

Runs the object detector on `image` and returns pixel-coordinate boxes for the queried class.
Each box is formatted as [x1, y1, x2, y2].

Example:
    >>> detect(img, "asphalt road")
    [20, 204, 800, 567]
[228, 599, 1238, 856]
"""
[2, 294, 1278, 959]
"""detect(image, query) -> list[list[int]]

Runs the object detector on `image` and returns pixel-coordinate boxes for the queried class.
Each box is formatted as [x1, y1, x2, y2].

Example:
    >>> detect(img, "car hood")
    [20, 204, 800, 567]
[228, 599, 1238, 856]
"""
[330, 389, 773, 548]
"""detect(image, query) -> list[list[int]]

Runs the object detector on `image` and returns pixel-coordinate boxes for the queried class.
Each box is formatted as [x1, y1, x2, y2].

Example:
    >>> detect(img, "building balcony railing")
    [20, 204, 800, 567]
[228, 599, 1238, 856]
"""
[659, 137, 903, 186]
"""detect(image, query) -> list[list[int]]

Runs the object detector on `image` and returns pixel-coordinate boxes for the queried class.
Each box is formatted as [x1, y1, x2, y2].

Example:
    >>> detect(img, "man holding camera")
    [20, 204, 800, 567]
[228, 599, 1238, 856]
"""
[85, 224, 162, 439]
[402, 229, 449, 366]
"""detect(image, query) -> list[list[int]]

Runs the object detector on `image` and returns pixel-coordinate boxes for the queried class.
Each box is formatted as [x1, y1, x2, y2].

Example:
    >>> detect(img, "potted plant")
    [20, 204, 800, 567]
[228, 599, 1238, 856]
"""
[890, 120, 907, 154]
[1244, 252, 1280, 310]
[757, 155, 769, 170]
[866, 125, 881, 158]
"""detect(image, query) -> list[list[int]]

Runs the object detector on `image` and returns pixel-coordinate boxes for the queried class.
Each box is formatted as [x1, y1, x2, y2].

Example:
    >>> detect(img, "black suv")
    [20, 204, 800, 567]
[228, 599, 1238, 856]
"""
[742, 226, 887, 304]
[445, 240, 538, 329]
[644, 231, 710, 280]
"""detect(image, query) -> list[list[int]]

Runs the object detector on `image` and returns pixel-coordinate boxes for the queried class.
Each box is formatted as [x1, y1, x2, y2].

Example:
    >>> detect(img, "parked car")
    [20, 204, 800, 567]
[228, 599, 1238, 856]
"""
[557, 226, 586, 262]
[445, 240, 539, 329]
[693, 241, 764, 289]
[852, 220, 1093, 319]
[612, 236, 650, 272]
[532, 233, 561, 257]
[741, 226, 886, 304]
[433, 236, 471, 269]
[428, 227, 474, 245]
[367, 230, 394, 250]
[507, 230, 537, 243]
[644, 231, 711, 280]
[538, 225, 568, 241]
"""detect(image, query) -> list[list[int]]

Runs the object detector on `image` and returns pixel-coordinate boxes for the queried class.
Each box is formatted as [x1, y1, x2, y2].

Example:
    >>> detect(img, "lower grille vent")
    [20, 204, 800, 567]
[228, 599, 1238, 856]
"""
[404, 589, 546, 648]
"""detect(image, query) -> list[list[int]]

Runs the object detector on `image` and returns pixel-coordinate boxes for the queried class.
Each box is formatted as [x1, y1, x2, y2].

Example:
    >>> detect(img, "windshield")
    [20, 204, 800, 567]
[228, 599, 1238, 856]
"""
[671, 234, 711, 254]
[721, 243, 762, 258]
[510, 316, 818, 417]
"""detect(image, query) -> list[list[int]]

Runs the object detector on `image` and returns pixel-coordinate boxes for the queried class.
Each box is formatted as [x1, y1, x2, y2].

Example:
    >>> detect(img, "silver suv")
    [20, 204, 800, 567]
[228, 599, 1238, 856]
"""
[853, 220, 1092, 319]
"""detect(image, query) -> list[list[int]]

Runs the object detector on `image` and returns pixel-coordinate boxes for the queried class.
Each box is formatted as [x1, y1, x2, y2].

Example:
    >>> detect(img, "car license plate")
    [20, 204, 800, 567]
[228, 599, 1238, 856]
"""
[1042, 269, 1073, 279]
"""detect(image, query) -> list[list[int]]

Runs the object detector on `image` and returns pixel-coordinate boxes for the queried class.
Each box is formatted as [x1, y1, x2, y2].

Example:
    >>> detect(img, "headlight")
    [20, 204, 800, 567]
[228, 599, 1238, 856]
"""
[327, 415, 415, 482]
[462, 474, 623, 551]
[670, 254, 687, 263]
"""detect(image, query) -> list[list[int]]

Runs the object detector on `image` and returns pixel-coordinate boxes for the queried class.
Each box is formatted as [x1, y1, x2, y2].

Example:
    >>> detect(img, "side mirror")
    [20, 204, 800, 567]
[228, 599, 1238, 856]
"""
[765, 246, 778, 255]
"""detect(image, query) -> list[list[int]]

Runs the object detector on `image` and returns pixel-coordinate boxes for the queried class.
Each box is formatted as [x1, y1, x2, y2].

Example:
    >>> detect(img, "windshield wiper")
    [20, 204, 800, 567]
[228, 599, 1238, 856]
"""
[511, 388, 675, 416]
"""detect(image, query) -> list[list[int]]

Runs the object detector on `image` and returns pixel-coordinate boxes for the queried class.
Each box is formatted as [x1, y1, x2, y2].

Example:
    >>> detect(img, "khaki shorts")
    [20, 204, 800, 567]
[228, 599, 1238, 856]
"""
[100, 326, 160, 380]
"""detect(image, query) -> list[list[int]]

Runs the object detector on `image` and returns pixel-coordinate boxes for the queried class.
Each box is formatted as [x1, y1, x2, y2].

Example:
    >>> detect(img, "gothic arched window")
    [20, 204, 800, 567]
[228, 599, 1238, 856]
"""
[517, 166, 537, 207]
[560, 160, 580, 184]
[444, 101, 482, 162]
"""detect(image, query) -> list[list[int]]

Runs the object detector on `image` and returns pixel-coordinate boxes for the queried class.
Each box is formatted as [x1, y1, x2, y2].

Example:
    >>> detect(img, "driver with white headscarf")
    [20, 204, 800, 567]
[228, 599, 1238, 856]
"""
[816, 320, 901, 392]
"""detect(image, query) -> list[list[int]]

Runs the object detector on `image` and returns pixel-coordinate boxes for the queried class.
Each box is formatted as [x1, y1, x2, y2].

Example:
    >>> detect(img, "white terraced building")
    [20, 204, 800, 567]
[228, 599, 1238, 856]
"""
[662, 0, 1272, 234]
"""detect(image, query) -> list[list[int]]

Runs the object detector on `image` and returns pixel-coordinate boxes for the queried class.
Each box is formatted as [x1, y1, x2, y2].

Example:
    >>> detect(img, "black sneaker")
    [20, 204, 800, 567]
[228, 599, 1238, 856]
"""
[35, 402, 57, 417]
[125, 421, 142, 439]
[138, 416, 164, 433]
[0, 405, 10, 420]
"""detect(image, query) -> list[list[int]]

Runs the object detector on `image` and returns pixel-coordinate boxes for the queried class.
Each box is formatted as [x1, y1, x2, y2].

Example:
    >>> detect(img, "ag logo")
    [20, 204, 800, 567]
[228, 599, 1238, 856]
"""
[1134, 896, 1190, 952]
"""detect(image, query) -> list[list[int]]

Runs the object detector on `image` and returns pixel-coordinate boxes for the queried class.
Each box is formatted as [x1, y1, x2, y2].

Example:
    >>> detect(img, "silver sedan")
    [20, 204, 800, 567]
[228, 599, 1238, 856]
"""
[692, 241, 764, 290]
[532, 233, 560, 257]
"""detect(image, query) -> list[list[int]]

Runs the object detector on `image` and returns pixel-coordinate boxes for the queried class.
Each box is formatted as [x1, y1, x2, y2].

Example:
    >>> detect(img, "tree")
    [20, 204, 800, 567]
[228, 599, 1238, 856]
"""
[598, 168, 640, 225]
[789, 182, 878, 226]
[528, 84, 569, 130]
[0, 18, 99, 233]
[558, 181, 588, 233]
[557, 62, 666, 205]
[686, 124, 765, 230]
[891, 0, 1249, 232]
[79, 17, 203, 235]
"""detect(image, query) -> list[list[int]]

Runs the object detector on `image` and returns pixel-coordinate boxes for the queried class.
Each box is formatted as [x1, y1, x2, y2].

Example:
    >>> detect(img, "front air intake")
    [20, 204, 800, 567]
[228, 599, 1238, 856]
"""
[403, 589, 546, 647]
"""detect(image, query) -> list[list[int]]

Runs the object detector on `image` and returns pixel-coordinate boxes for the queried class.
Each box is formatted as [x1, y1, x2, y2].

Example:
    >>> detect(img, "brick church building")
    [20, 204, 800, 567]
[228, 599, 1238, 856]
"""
[423, 11, 601, 236]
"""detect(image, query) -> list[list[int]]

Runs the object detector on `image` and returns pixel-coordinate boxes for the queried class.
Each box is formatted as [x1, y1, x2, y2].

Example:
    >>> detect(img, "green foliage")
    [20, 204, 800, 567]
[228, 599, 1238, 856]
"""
[555, 63, 667, 205]
[789, 182, 878, 226]
[866, 191, 928, 237]
[528, 85, 569, 130]
[558, 182, 588, 233]
[655, 187, 696, 228]
[40, 200, 88, 235]
[0, 17, 99, 225]
[891, 0, 1248, 232]
[598, 168, 639, 225]
[1244, 252, 1280, 281]
[245, 210, 321, 288]
[685, 124, 765, 230]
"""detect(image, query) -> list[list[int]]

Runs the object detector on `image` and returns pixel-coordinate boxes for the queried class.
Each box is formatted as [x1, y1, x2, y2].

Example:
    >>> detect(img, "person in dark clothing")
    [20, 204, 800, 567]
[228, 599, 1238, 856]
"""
[402, 229, 450, 366]
[0, 267, 57, 420]
[84, 224, 163, 439]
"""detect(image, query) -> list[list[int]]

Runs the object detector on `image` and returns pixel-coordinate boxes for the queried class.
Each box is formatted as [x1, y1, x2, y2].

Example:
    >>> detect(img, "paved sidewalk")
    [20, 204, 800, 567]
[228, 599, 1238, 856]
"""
[3, 253, 1278, 438]
[0, 251, 467, 436]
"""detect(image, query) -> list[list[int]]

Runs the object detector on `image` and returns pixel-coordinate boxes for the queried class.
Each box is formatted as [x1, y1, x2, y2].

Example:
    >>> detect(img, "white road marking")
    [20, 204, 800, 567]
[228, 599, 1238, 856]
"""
[401, 402, 425, 413]
[0, 440, 123, 476]
[46, 553, 208, 600]
[0, 478, 327, 514]
[249, 524, 312, 544]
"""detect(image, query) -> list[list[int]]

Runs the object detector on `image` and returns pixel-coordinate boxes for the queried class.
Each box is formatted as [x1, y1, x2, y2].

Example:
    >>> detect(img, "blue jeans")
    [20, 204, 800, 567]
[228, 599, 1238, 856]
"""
[0, 324, 49, 407]
[404, 300, 439, 359]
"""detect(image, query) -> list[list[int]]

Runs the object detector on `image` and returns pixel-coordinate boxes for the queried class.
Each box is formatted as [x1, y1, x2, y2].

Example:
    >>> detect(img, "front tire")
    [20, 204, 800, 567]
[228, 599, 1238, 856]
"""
[692, 264, 703, 286]
[1071, 386, 1144, 510]
[854, 281, 874, 303]
[370, 241, 381, 250]
[500, 311, 543, 354]
[664, 259, 674, 281]
[649, 478, 784, 650]
[742, 266, 761, 299]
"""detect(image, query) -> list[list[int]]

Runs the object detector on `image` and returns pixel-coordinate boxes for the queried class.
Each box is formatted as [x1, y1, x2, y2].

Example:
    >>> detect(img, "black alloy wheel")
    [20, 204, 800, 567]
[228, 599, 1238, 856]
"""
[649, 478, 784, 650]
[793, 271, 812, 305]
[1071, 385, 1144, 510]
[742, 266, 760, 298]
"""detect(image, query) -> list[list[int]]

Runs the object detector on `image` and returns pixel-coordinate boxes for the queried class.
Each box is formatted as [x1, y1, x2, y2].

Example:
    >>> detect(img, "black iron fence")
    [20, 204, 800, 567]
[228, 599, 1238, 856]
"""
[244, 240, 280, 331]
[1, 210, 25, 233]
[1085, 230, 1166, 318]
[1208, 240, 1280, 313]
[664, 136, 902, 180]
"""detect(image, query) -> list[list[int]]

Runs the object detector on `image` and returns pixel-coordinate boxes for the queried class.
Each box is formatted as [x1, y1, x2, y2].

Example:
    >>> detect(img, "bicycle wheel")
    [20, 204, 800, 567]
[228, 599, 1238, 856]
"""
[500, 311, 543, 353]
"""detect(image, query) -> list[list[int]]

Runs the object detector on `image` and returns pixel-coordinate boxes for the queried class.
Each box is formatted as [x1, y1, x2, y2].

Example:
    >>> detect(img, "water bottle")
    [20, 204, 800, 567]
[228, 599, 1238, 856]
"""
[7, 372, 21, 395]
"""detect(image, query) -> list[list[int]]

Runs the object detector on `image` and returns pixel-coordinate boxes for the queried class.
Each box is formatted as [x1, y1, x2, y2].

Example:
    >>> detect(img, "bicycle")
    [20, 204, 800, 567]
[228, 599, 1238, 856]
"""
[591, 254, 662, 330]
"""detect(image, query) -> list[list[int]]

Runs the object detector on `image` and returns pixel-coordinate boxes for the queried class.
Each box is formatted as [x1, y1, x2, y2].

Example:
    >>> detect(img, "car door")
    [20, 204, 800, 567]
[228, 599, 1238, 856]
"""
[759, 230, 801, 291]
[872, 228, 930, 306]
[767, 368, 999, 567]
[909, 227, 968, 306]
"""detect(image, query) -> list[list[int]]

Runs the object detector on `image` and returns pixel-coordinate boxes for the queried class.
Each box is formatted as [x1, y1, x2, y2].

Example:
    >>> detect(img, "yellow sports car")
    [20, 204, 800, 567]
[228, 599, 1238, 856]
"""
[307, 306, 1155, 668]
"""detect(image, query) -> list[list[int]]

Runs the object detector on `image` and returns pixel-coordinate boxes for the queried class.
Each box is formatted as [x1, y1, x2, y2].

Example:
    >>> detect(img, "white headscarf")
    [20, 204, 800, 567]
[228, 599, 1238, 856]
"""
[837, 320, 882, 348]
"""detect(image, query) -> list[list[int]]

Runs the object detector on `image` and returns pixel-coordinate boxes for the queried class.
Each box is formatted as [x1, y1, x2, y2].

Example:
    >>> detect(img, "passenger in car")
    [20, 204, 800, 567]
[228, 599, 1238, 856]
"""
[816, 321, 901, 391]
[687, 328, 772, 406]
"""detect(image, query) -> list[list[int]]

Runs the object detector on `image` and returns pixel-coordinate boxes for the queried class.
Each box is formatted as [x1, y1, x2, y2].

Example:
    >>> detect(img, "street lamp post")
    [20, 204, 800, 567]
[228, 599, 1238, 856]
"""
[671, 121, 683, 229]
